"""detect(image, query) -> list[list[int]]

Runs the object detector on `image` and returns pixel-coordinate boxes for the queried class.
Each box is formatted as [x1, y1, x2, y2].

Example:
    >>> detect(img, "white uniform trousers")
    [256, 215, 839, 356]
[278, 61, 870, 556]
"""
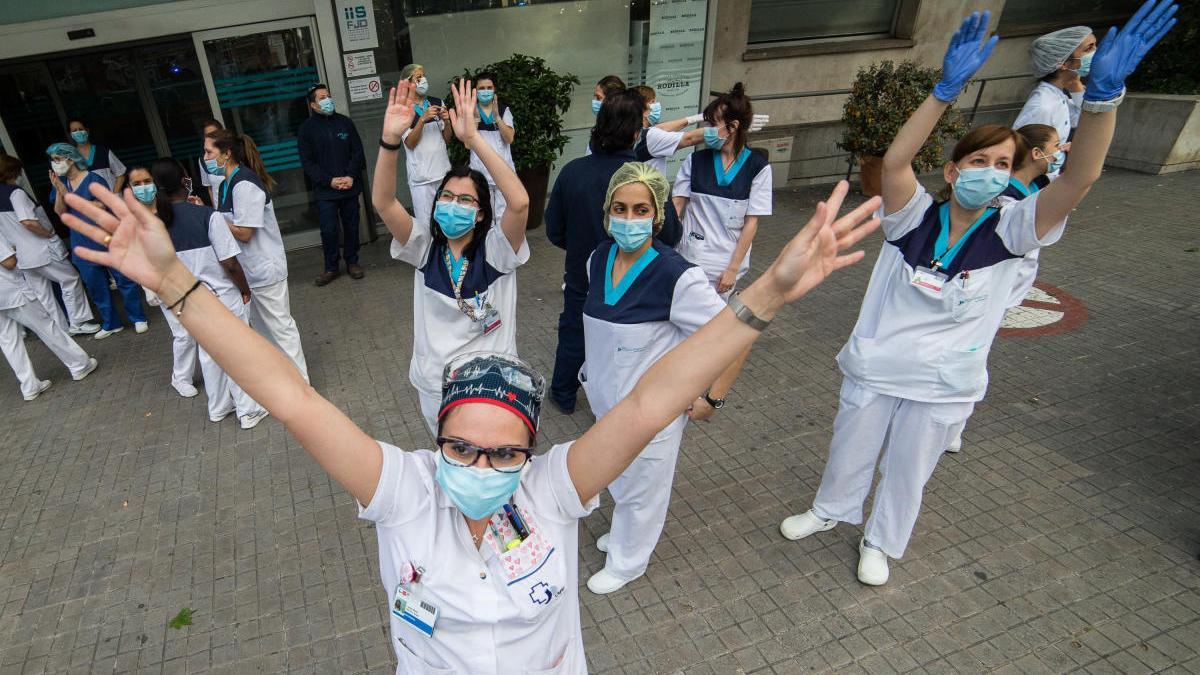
[24, 259, 95, 330]
[418, 387, 440, 439]
[0, 301, 91, 397]
[161, 298, 263, 420]
[247, 279, 309, 383]
[488, 183, 507, 227]
[812, 376, 974, 559]
[603, 415, 687, 580]
[409, 180, 440, 231]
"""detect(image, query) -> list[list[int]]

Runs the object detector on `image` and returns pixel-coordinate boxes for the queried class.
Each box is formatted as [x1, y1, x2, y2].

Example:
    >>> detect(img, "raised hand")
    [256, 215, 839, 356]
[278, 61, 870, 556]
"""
[763, 181, 880, 304]
[382, 81, 417, 145]
[1086, 0, 1178, 101]
[447, 78, 479, 146]
[933, 11, 999, 103]
[60, 184, 182, 293]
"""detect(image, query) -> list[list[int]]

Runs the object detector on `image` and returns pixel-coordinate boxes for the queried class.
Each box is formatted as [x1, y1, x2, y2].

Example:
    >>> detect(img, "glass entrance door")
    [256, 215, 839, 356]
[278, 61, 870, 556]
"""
[194, 19, 325, 241]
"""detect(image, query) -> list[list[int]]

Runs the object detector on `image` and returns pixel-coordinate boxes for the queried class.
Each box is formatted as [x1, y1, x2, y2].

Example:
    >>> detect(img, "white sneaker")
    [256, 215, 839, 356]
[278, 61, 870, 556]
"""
[780, 510, 836, 541]
[23, 380, 52, 401]
[93, 327, 123, 340]
[69, 322, 101, 335]
[173, 382, 199, 398]
[857, 538, 890, 586]
[596, 533, 609, 553]
[239, 410, 269, 430]
[72, 358, 98, 381]
[209, 408, 235, 423]
[134, 321, 149, 334]
[945, 434, 963, 453]
[587, 568, 637, 595]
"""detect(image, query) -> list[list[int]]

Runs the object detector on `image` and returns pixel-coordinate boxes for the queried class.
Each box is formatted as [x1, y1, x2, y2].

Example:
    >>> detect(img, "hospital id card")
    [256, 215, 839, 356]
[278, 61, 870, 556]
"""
[478, 306, 502, 336]
[911, 266, 947, 294]
[392, 584, 439, 638]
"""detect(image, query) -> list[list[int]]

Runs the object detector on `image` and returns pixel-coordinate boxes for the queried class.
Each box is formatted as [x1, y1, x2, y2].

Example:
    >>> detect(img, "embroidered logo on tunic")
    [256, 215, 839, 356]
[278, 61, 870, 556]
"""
[528, 582, 560, 605]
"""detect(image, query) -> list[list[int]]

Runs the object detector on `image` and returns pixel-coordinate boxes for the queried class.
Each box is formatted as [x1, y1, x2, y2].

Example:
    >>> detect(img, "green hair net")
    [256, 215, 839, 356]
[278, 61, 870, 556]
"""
[400, 63, 424, 81]
[603, 162, 670, 230]
[1029, 26, 1092, 77]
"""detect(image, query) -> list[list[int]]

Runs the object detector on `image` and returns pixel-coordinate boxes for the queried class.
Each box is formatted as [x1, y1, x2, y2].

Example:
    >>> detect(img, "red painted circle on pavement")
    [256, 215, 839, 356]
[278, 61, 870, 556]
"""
[998, 281, 1087, 337]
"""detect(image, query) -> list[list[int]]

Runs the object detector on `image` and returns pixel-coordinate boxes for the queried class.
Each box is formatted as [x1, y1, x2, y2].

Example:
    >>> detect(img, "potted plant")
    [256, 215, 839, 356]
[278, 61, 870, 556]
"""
[446, 54, 579, 229]
[839, 60, 966, 196]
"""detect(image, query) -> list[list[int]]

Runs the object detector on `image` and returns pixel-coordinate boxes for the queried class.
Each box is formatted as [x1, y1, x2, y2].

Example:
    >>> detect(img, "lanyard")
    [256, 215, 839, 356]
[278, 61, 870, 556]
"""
[477, 104, 494, 125]
[931, 201, 996, 271]
[443, 246, 492, 321]
[604, 244, 659, 306]
[713, 148, 751, 187]
[219, 166, 240, 208]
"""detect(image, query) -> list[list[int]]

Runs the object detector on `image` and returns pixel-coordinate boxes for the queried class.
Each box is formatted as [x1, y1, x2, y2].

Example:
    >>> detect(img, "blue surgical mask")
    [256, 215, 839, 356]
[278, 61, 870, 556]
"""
[415, 77, 429, 96]
[953, 167, 1010, 209]
[1045, 150, 1065, 173]
[648, 102, 662, 125]
[1076, 51, 1093, 78]
[608, 216, 654, 252]
[132, 184, 157, 205]
[592, 99, 603, 115]
[703, 126, 726, 150]
[434, 452, 522, 520]
[70, 130, 89, 144]
[203, 158, 226, 176]
[477, 89, 495, 105]
[318, 98, 335, 115]
[434, 201, 478, 239]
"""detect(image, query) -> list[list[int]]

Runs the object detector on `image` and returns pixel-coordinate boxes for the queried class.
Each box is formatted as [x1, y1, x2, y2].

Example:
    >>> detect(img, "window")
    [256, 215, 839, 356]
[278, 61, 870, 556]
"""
[998, 0, 1142, 36]
[748, 0, 899, 45]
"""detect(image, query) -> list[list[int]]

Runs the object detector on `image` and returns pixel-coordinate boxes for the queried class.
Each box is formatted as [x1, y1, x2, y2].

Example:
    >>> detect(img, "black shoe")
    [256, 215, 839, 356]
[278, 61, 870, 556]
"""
[550, 397, 576, 415]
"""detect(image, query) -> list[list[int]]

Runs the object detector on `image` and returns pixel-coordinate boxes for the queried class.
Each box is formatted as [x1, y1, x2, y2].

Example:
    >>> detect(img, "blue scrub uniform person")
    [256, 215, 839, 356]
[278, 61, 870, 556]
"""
[46, 143, 147, 339]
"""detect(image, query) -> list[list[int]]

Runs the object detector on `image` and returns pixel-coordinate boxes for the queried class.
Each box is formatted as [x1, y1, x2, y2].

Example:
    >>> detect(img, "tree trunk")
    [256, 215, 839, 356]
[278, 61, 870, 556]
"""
[857, 154, 883, 197]
[517, 164, 551, 231]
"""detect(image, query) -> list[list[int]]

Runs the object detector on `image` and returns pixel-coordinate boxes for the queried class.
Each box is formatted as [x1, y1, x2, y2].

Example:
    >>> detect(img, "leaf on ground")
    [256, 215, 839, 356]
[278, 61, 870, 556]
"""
[168, 608, 193, 629]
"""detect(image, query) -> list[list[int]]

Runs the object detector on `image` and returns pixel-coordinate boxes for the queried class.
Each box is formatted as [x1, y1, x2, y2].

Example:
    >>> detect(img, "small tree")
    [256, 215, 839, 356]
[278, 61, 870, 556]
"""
[839, 60, 967, 171]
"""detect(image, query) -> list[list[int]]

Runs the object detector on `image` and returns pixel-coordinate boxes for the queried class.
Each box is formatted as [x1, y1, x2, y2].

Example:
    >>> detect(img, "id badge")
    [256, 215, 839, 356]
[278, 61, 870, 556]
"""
[911, 266, 947, 295]
[392, 583, 439, 638]
[479, 306, 502, 336]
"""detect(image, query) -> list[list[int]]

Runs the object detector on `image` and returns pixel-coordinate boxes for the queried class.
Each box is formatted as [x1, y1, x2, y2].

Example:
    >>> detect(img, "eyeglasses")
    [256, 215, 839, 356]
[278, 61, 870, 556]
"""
[437, 190, 480, 207]
[438, 437, 532, 473]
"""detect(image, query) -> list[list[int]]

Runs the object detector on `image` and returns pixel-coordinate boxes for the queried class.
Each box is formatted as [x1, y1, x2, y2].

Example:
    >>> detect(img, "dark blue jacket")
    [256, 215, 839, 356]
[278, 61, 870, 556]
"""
[545, 149, 682, 294]
[297, 112, 365, 201]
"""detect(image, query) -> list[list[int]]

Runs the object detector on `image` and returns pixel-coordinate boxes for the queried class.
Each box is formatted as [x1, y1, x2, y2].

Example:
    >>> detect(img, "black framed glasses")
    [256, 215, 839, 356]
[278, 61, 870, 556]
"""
[437, 437, 532, 473]
[437, 190, 480, 207]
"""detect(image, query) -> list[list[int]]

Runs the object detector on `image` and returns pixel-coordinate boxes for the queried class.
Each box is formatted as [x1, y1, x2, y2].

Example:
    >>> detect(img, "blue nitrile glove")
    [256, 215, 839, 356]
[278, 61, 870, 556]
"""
[933, 11, 1000, 103]
[1085, 0, 1179, 101]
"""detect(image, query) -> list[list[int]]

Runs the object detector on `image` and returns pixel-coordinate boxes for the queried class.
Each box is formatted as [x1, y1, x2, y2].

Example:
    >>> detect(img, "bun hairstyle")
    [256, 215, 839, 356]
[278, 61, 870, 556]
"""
[1013, 124, 1058, 171]
[702, 82, 753, 153]
[205, 129, 277, 194]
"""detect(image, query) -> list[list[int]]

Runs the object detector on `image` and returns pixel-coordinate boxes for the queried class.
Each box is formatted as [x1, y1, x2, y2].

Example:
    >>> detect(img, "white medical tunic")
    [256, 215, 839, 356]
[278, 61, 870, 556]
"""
[674, 148, 772, 281]
[0, 185, 69, 269]
[1013, 82, 1081, 145]
[390, 222, 529, 397]
[469, 105, 516, 185]
[403, 96, 453, 186]
[165, 202, 242, 303]
[83, 144, 126, 190]
[836, 185, 1066, 403]
[216, 168, 288, 289]
[0, 234, 37, 311]
[360, 441, 597, 674]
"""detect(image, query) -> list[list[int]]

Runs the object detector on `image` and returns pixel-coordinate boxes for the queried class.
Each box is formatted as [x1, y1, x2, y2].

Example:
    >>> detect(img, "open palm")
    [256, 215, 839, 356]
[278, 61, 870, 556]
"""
[61, 184, 180, 292]
[382, 81, 417, 144]
[447, 78, 479, 146]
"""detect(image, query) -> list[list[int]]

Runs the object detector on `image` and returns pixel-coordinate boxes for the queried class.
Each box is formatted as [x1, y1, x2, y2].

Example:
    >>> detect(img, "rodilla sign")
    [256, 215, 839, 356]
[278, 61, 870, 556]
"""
[335, 0, 379, 50]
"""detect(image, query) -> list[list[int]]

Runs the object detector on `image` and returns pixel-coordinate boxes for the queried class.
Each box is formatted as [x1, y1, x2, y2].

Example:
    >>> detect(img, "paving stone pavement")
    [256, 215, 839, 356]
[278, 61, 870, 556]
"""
[1, 167, 1198, 674]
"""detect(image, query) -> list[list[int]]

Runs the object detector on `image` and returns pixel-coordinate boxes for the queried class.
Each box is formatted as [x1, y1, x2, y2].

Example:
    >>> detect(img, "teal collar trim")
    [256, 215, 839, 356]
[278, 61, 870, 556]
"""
[933, 201, 996, 270]
[714, 148, 751, 187]
[219, 166, 240, 206]
[604, 244, 659, 306]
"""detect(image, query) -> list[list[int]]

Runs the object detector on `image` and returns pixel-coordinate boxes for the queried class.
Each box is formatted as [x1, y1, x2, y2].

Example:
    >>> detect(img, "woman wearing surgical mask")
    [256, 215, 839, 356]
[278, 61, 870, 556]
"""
[400, 63, 453, 235]
[60, 122, 879, 671]
[46, 142, 147, 339]
[780, 4, 1177, 586]
[373, 78, 531, 436]
[579, 162, 746, 595]
[1013, 25, 1097, 174]
[624, 85, 771, 174]
[469, 72, 516, 224]
[67, 118, 127, 192]
[673, 83, 773, 299]
[196, 118, 224, 206]
[592, 75, 626, 116]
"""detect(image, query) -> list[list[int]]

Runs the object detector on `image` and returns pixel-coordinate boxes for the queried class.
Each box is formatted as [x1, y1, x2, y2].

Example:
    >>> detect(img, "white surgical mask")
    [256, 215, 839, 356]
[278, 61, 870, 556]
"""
[51, 160, 70, 176]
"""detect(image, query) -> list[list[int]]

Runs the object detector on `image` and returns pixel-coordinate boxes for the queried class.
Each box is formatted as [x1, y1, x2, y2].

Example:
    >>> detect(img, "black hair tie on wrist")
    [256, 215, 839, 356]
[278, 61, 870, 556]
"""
[379, 137, 403, 151]
[167, 279, 204, 317]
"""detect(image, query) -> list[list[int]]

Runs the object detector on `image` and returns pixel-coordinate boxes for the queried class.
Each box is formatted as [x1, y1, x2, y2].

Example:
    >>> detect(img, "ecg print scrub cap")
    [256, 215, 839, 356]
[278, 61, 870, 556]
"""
[439, 352, 546, 436]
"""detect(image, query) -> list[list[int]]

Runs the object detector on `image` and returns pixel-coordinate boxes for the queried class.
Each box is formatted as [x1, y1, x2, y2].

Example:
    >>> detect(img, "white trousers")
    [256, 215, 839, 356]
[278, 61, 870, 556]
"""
[410, 180, 440, 231]
[603, 416, 687, 580]
[161, 297, 263, 420]
[0, 301, 91, 397]
[24, 259, 94, 330]
[247, 279, 309, 382]
[812, 376, 974, 559]
[418, 388, 440, 440]
[489, 183, 507, 226]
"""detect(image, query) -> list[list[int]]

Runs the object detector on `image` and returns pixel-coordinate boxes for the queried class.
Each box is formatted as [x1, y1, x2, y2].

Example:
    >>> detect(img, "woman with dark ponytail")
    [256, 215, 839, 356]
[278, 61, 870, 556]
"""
[203, 129, 308, 382]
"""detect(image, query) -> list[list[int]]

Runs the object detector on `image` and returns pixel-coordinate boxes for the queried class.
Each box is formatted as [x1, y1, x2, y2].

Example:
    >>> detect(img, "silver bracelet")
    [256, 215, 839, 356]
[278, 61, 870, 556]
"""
[1081, 88, 1126, 114]
[727, 292, 771, 331]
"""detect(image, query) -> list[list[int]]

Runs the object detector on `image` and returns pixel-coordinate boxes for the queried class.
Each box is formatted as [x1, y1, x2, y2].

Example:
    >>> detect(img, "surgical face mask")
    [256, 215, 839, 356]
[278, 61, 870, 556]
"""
[1075, 51, 1094, 78]
[317, 98, 335, 115]
[952, 166, 1010, 209]
[648, 102, 662, 126]
[70, 130, 89, 144]
[50, 160, 71, 176]
[434, 451, 522, 520]
[591, 99, 603, 115]
[434, 200, 478, 239]
[132, 184, 157, 205]
[608, 216, 654, 252]
[703, 126, 726, 150]
[203, 157, 226, 176]
[477, 89, 495, 105]
[415, 77, 429, 96]
[1044, 149, 1065, 173]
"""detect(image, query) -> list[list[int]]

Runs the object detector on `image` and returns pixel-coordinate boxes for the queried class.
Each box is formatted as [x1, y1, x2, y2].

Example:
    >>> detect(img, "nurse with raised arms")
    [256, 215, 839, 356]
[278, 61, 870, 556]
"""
[779, 3, 1178, 586]
[61, 166, 881, 674]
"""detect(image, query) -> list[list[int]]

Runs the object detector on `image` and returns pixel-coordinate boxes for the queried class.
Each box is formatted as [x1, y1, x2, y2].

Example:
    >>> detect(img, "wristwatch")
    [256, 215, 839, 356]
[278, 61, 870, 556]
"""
[728, 292, 771, 331]
[703, 390, 726, 409]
